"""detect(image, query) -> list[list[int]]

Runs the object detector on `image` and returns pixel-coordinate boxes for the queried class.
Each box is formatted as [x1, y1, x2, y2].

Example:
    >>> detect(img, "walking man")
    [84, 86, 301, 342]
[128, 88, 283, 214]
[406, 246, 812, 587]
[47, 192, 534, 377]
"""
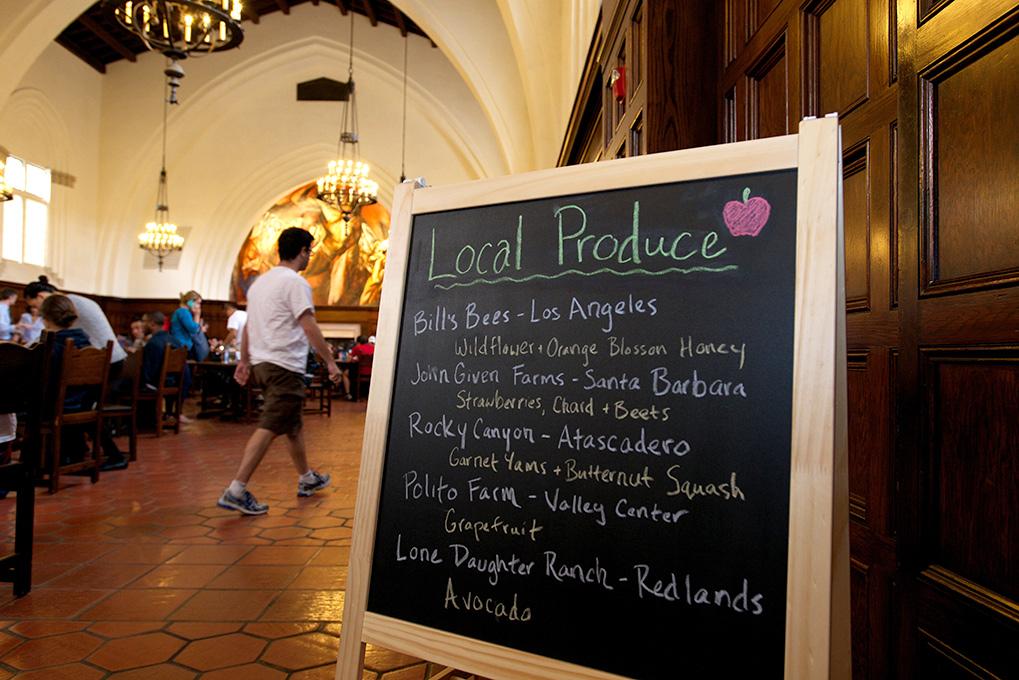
[219, 227, 341, 515]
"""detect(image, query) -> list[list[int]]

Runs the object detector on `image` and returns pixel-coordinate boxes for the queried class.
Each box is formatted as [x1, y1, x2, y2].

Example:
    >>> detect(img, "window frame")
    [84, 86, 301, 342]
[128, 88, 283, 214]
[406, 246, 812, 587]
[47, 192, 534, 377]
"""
[1, 154, 51, 266]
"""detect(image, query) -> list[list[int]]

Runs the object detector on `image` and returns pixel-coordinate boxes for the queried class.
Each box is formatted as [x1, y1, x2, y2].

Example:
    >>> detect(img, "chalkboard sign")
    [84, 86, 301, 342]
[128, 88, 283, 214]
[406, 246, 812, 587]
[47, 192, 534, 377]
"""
[339, 118, 849, 680]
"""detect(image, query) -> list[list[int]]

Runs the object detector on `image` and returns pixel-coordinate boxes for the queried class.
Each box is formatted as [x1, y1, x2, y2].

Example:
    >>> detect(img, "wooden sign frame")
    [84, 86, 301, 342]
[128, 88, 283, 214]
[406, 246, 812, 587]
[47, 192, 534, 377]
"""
[336, 117, 849, 680]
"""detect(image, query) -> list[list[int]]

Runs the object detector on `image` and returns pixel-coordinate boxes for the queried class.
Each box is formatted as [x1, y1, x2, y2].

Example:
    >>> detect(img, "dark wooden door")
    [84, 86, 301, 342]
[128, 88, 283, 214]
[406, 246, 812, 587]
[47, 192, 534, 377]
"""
[721, 1, 899, 675]
[897, 0, 1019, 676]
[720, 0, 1019, 676]
[562, 1, 1017, 673]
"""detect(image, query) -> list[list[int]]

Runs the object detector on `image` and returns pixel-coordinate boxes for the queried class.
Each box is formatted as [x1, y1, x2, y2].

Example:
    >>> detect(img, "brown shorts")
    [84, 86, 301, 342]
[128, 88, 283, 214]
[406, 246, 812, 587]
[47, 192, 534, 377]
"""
[252, 363, 305, 437]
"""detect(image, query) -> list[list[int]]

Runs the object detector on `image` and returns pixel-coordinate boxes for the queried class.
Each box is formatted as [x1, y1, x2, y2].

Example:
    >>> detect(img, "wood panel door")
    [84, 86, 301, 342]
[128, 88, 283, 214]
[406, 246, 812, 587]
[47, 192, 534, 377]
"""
[897, 0, 1019, 676]
[722, 1, 900, 676]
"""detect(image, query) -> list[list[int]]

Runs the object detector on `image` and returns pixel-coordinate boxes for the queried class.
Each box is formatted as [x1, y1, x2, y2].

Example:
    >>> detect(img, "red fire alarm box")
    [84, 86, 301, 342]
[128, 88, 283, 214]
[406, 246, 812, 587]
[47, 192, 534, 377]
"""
[610, 66, 626, 101]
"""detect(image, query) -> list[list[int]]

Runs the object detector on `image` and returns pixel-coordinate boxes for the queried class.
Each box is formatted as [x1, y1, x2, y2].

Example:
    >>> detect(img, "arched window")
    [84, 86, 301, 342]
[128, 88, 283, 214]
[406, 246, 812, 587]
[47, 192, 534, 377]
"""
[2, 154, 51, 266]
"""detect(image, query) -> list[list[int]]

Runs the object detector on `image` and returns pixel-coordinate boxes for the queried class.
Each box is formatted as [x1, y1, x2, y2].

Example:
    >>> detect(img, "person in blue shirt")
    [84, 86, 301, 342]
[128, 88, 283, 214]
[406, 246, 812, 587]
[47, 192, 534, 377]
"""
[41, 294, 91, 413]
[143, 311, 185, 389]
[170, 290, 205, 358]
[40, 295, 128, 470]
[0, 288, 16, 341]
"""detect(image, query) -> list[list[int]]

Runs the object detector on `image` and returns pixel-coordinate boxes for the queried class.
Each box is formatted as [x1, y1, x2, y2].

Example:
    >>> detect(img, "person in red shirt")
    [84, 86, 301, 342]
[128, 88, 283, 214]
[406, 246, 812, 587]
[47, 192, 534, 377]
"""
[342, 335, 374, 400]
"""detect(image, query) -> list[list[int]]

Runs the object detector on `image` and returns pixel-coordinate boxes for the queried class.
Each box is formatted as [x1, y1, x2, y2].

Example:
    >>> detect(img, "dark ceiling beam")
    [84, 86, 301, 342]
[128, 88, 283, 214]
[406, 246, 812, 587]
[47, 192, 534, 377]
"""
[79, 14, 136, 62]
[336, 0, 348, 14]
[275, 0, 290, 14]
[55, 35, 106, 74]
[246, 6, 260, 23]
[311, 0, 319, 4]
[393, 9, 407, 36]
[362, 0, 378, 26]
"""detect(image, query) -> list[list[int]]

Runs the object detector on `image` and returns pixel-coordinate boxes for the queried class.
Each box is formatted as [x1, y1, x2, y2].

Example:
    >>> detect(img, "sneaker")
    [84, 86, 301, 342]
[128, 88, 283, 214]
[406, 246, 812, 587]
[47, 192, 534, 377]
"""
[298, 471, 331, 497]
[218, 489, 269, 515]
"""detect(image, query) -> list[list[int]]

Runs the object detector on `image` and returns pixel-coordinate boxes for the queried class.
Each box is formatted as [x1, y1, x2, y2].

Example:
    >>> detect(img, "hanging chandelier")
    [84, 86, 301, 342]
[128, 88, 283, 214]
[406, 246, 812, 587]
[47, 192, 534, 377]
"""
[138, 79, 185, 271]
[108, 1, 244, 58]
[316, 13, 378, 224]
[0, 159, 11, 202]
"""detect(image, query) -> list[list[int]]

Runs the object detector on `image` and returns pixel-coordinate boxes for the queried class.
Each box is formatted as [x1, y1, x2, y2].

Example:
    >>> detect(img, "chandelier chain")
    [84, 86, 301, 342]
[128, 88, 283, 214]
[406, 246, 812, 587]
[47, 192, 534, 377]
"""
[315, 9, 378, 223]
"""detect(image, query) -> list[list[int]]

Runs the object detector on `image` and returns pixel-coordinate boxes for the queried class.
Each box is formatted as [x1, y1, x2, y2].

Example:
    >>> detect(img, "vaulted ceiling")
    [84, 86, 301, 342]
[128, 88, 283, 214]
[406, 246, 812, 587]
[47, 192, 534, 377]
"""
[57, 0, 431, 73]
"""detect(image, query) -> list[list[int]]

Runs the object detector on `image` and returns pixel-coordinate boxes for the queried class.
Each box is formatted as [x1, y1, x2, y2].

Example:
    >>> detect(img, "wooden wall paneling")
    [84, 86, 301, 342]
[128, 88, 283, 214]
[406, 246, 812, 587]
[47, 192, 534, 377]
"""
[647, 0, 718, 152]
[846, 348, 895, 535]
[804, 0, 871, 120]
[846, 351, 872, 524]
[889, 120, 898, 308]
[557, 17, 604, 167]
[919, 17, 1019, 295]
[887, 0, 898, 83]
[0, 279, 379, 345]
[752, 0, 786, 37]
[899, 0, 1019, 676]
[849, 558, 870, 678]
[748, 33, 790, 138]
[918, 0, 957, 26]
[921, 349, 1019, 605]
[724, 0, 747, 67]
[842, 140, 872, 311]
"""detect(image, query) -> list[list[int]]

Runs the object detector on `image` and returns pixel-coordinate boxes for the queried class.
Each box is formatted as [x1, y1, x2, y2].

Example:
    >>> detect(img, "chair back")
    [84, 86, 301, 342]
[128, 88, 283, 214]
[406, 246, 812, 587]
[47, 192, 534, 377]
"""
[159, 345, 188, 389]
[0, 341, 49, 415]
[358, 354, 374, 377]
[123, 350, 144, 399]
[54, 340, 113, 418]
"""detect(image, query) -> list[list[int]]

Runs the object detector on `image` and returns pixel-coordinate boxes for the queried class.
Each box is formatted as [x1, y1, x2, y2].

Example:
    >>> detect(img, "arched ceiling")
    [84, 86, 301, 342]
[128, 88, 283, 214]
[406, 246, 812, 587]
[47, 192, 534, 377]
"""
[0, 0, 594, 172]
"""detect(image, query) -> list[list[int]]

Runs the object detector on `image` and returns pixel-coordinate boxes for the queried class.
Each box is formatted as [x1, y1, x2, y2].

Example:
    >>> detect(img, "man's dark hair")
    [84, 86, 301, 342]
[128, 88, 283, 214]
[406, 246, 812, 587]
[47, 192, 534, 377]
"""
[0, 288, 16, 301]
[144, 311, 166, 326]
[24, 275, 57, 300]
[278, 228, 314, 261]
[356, 335, 368, 344]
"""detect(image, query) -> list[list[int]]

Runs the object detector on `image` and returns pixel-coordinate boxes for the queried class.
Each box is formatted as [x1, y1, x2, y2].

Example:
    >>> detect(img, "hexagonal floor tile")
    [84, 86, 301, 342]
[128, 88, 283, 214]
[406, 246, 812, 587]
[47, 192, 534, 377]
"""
[1, 631, 103, 670]
[260, 632, 339, 670]
[174, 633, 266, 670]
[88, 632, 186, 671]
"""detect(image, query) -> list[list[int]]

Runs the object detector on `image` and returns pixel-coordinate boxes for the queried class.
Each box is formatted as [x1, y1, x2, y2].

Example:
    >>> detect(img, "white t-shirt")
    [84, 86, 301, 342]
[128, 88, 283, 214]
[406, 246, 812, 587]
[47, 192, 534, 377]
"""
[68, 293, 127, 363]
[227, 309, 248, 338]
[246, 266, 313, 374]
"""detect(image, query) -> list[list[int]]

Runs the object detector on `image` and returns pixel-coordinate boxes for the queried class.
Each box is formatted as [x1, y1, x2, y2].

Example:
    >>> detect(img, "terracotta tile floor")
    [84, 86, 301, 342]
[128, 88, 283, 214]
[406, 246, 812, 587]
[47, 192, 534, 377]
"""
[0, 401, 449, 679]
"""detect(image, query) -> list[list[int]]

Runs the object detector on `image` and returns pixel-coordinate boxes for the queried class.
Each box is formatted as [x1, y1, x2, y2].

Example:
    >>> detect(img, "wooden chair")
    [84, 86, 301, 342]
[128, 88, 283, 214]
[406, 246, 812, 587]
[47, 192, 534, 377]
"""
[0, 338, 51, 596]
[101, 351, 141, 461]
[38, 340, 113, 494]
[305, 364, 333, 416]
[137, 345, 187, 437]
[354, 355, 373, 401]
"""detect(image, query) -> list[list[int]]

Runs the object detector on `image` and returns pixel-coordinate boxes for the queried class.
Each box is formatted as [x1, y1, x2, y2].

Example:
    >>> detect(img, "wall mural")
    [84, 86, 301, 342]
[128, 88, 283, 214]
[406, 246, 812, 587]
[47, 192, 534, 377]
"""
[230, 181, 390, 306]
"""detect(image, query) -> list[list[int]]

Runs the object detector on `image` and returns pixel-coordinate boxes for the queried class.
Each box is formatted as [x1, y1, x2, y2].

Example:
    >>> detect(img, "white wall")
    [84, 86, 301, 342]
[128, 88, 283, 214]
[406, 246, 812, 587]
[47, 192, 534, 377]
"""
[0, 42, 103, 293]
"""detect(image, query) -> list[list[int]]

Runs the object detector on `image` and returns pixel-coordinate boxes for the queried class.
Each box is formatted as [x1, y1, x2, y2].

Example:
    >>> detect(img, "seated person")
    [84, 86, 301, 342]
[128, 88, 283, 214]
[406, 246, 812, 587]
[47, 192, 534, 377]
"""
[0, 288, 16, 342]
[41, 295, 128, 470]
[121, 318, 147, 354]
[141, 311, 194, 425]
[142, 311, 189, 392]
[14, 305, 44, 345]
[342, 335, 375, 399]
[42, 295, 92, 412]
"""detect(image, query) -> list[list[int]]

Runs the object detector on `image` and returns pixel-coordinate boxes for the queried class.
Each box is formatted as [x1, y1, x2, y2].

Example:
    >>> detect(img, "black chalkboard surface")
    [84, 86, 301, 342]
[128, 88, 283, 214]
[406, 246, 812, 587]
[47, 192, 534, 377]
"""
[365, 169, 798, 679]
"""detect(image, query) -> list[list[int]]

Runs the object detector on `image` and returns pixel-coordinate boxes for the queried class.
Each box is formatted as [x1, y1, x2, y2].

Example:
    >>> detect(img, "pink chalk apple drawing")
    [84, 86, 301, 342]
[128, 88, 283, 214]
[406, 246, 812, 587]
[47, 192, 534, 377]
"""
[723, 187, 771, 237]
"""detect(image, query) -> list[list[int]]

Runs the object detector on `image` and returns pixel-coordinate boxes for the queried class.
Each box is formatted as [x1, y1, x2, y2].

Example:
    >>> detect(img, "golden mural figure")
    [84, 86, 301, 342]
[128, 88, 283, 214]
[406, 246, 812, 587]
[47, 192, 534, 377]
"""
[230, 182, 390, 306]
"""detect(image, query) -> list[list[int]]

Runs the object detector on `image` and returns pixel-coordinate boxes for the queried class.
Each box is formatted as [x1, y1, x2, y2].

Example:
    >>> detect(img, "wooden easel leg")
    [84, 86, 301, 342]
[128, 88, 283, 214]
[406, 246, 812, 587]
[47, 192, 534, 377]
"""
[334, 640, 366, 680]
